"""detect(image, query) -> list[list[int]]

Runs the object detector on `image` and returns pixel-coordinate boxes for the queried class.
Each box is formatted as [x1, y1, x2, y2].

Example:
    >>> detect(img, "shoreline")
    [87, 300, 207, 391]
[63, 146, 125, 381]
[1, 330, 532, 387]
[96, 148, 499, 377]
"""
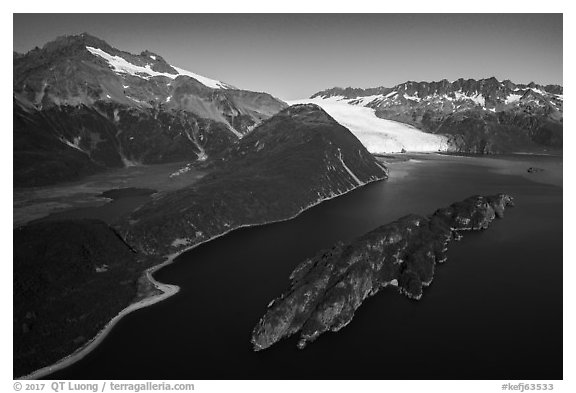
[18, 174, 387, 380]
[435, 152, 562, 187]
[20, 256, 180, 380]
[436, 151, 563, 159]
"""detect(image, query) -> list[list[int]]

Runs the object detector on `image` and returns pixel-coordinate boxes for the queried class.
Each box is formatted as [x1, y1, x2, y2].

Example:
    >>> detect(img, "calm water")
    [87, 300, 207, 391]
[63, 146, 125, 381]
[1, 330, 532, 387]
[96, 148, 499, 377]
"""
[50, 154, 562, 380]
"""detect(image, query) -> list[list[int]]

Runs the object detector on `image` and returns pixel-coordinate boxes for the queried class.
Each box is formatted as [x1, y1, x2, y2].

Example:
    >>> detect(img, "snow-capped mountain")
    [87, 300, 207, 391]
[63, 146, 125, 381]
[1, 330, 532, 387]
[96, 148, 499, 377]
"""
[13, 33, 287, 186]
[311, 78, 563, 153]
[84, 45, 233, 89]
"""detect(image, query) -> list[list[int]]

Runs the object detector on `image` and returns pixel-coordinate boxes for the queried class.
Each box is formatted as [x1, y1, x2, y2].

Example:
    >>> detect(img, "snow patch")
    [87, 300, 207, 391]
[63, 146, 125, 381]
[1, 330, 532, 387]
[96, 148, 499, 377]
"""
[469, 93, 485, 107]
[530, 88, 547, 96]
[452, 91, 484, 106]
[182, 128, 208, 161]
[349, 94, 386, 106]
[170, 163, 193, 178]
[60, 136, 85, 153]
[337, 148, 364, 186]
[505, 93, 522, 104]
[171, 66, 232, 89]
[226, 125, 243, 138]
[86, 46, 231, 89]
[404, 93, 421, 102]
[126, 95, 145, 104]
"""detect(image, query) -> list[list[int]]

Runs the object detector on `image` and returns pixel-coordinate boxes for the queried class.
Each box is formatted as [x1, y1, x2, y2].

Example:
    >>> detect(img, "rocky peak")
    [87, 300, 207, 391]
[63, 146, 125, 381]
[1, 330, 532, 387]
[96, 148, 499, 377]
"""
[502, 79, 517, 90]
[544, 84, 563, 95]
[263, 103, 338, 128]
[140, 49, 159, 58]
[41, 33, 113, 55]
[138, 50, 175, 73]
[312, 77, 562, 111]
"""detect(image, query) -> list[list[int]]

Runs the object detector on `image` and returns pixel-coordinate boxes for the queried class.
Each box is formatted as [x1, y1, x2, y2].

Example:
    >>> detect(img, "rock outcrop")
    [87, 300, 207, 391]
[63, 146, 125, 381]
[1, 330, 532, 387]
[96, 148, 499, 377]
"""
[251, 194, 514, 351]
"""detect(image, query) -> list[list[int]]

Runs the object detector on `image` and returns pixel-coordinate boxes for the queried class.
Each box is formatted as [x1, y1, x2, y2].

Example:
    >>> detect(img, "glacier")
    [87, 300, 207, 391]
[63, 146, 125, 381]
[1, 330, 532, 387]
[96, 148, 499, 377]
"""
[288, 97, 449, 153]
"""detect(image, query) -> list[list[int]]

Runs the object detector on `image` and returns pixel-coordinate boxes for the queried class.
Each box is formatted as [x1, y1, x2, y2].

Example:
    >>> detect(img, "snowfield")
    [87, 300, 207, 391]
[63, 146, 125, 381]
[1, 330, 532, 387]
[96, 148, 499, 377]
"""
[86, 46, 231, 89]
[288, 97, 449, 153]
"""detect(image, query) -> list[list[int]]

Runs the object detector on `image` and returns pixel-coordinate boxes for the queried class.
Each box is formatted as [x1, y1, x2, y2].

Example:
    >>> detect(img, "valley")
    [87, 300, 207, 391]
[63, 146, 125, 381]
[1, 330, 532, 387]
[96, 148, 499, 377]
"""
[14, 161, 207, 227]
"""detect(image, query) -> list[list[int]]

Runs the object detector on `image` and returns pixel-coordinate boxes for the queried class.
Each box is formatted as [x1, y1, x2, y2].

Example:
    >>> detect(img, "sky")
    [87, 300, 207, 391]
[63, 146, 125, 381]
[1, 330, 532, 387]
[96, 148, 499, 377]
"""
[13, 14, 563, 100]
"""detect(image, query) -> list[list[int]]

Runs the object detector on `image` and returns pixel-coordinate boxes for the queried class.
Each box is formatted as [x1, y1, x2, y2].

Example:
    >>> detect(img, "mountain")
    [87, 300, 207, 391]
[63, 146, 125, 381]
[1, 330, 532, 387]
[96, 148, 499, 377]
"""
[118, 104, 389, 256]
[13, 33, 287, 186]
[310, 78, 563, 154]
[14, 104, 388, 377]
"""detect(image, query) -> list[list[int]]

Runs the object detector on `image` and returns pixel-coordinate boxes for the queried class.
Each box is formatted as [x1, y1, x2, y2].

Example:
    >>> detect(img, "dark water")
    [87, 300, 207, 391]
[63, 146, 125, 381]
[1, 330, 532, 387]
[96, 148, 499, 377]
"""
[50, 155, 562, 380]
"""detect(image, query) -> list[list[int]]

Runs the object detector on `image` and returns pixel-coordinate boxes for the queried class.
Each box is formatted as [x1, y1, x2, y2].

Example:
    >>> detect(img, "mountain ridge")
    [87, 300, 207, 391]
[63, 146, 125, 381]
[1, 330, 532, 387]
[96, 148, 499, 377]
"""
[310, 77, 562, 153]
[313, 77, 563, 99]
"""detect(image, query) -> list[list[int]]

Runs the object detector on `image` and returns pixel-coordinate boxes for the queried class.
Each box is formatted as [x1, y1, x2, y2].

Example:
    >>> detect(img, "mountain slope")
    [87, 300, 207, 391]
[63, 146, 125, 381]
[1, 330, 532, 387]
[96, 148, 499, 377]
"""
[13, 219, 146, 377]
[118, 104, 389, 256]
[311, 78, 562, 153]
[13, 33, 287, 186]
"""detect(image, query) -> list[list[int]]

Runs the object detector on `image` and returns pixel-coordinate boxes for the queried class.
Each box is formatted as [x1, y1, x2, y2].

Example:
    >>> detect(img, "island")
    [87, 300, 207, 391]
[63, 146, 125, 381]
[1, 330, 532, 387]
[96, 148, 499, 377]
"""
[252, 193, 514, 351]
